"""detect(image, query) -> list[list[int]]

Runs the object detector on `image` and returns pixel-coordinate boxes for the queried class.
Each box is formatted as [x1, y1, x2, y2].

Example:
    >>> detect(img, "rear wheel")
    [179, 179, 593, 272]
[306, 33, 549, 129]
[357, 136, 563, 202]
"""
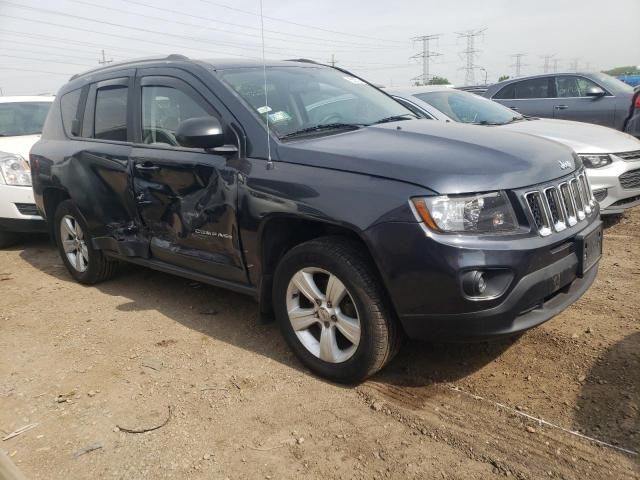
[0, 231, 19, 249]
[273, 236, 402, 383]
[54, 200, 116, 284]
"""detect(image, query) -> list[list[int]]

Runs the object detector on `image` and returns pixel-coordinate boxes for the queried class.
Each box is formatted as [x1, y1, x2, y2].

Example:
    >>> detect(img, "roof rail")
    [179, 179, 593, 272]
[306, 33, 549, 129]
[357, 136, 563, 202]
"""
[69, 54, 190, 81]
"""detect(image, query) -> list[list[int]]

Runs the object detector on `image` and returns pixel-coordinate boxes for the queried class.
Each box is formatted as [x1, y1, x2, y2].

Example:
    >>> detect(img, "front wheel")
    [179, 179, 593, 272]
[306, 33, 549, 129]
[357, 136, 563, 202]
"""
[273, 236, 402, 383]
[54, 200, 116, 284]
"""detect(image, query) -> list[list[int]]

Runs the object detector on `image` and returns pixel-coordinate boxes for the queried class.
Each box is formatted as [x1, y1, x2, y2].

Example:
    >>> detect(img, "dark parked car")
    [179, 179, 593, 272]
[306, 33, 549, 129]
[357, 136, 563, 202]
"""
[31, 56, 602, 382]
[484, 72, 640, 138]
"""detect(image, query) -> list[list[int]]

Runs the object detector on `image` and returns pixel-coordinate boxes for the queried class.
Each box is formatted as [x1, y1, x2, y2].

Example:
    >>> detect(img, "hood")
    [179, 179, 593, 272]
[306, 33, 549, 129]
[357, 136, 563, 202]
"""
[0, 134, 41, 163]
[277, 120, 578, 194]
[499, 118, 640, 154]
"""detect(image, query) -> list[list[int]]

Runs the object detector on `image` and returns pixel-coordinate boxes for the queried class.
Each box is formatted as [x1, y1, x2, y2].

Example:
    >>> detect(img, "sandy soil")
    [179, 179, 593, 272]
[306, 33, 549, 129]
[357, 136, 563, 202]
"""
[1, 209, 638, 479]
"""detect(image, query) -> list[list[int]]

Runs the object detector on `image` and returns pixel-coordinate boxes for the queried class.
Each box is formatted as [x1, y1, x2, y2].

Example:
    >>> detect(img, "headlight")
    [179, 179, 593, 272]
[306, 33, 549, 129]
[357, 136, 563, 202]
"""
[0, 152, 32, 186]
[579, 154, 612, 169]
[411, 192, 518, 234]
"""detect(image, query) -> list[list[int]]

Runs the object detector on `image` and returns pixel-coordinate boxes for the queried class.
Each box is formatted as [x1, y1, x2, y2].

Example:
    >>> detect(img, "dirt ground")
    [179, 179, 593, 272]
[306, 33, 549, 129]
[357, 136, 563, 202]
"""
[1, 209, 638, 480]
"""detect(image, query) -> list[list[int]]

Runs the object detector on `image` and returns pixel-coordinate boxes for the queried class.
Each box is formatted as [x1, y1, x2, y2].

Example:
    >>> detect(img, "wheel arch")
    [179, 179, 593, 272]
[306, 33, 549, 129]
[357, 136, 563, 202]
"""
[256, 215, 395, 319]
[42, 187, 71, 242]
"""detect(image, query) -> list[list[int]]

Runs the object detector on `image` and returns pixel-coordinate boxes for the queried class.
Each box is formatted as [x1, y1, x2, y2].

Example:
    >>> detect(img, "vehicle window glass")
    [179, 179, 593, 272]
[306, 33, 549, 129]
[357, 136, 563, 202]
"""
[0, 101, 51, 136]
[511, 78, 552, 99]
[493, 84, 515, 100]
[556, 76, 602, 97]
[142, 86, 212, 146]
[590, 72, 633, 94]
[60, 89, 81, 136]
[219, 66, 414, 138]
[94, 85, 128, 141]
[394, 97, 433, 119]
[414, 91, 520, 124]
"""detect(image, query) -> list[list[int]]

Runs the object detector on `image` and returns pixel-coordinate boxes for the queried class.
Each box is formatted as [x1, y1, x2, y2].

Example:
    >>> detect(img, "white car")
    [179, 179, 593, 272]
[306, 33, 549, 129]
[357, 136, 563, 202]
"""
[0, 96, 54, 248]
[387, 86, 640, 214]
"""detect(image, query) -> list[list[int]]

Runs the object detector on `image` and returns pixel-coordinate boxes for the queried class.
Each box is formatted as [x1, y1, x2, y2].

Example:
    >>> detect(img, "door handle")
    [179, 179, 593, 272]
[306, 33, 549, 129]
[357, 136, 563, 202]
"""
[509, 106, 520, 111]
[554, 105, 569, 110]
[135, 162, 160, 172]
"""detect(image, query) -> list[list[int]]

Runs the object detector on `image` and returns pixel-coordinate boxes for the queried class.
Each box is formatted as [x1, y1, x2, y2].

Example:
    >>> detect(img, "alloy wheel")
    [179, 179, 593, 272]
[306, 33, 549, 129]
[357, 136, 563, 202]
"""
[60, 214, 89, 273]
[286, 267, 361, 363]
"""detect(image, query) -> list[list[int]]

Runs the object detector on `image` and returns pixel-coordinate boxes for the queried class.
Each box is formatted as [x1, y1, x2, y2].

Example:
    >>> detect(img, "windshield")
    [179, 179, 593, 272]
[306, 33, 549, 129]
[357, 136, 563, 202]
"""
[0, 102, 51, 136]
[414, 90, 521, 125]
[219, 66, 414, 137]
[589, 72, 634, 94]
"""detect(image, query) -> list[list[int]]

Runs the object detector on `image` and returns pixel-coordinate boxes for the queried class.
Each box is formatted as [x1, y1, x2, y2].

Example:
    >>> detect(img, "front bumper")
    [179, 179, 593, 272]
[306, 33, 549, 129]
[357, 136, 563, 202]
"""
[0, 184, 46, 233]
[587, 159, 640, 214]
[366, 215, 601, 342]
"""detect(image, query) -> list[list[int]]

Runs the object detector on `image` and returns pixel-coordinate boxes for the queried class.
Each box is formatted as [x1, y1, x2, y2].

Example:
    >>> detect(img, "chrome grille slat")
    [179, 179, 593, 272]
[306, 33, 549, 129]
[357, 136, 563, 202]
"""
[523, 170, 593, 236]
[615, 150, 640, 162]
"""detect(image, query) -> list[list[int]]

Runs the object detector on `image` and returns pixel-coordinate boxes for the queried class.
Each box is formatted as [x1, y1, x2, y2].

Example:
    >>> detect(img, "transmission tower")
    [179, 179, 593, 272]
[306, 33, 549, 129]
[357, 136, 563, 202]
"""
[569, 57, 580, 72]
[510, 53, 527, 77]
[410, 34, 441, 85]
[328, 53, 338, 67]
[98, 49, 113, 65]
[541, 54, 555, 73]
[456, 28, 486, 86]
[552, 58, 561, 73]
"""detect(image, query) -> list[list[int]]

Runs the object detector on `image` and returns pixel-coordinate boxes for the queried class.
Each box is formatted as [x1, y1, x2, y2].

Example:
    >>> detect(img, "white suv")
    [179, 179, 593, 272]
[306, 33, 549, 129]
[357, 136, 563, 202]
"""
[0, 96, 54, 248]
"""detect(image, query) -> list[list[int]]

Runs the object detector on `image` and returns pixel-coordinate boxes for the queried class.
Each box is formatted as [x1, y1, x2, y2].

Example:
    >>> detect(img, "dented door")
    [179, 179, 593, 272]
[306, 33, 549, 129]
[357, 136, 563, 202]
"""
[130, 73, 245, 283]
[131, 147, 244, 282]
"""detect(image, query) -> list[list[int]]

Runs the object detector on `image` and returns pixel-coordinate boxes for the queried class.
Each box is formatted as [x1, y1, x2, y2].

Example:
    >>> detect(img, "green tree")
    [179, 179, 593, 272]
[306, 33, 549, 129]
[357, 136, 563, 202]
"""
[603, 66, 640, 76]
[427, 76, 450, 85]
[498, 75, 510, 82]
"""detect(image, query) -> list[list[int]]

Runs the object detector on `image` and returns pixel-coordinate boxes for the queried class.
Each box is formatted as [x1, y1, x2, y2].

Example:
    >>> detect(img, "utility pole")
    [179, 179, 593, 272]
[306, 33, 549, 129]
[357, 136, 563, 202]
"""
[510, 53, 527, 77]
[98, 49, 113, 65]
[410, 34, 441, 85]
[456, 28, 486, 86]
[569, 57, 580, 73]
[541, 54, 555, 73]
[328, 53, 338, 67]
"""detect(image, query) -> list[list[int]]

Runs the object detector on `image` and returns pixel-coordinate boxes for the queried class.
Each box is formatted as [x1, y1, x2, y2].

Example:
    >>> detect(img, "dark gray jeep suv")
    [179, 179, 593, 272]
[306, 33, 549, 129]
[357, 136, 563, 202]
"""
[31, 56, 602, 382]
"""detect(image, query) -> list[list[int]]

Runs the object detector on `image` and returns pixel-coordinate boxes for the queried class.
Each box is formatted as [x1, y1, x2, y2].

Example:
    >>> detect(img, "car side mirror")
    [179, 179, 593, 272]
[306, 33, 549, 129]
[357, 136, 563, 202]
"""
[175, 116, 225, 149]
[585, 87, 606, 98]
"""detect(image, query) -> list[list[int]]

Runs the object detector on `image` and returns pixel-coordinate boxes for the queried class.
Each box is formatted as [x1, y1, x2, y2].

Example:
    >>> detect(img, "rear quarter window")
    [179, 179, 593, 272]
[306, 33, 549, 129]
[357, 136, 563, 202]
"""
[60, 89, 82, 137]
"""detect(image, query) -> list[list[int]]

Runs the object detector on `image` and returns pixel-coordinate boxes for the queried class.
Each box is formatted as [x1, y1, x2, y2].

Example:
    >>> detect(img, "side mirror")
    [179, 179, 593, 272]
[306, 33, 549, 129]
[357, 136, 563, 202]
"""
[175, 116, 225, 149]
[585, 86, 606, 98]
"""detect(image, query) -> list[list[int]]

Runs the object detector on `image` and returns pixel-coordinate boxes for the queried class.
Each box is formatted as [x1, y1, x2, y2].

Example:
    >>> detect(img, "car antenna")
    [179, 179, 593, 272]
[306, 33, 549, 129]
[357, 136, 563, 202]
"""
[259, 0, 274, 170]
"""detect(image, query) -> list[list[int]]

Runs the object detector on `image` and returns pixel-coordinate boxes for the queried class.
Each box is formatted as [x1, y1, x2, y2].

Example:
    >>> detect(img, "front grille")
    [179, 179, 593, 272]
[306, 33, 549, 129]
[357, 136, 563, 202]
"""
[15, 203, 39, 216]
[523, 170, 595, 237]
[615, 150, 640, 162]
[619, 168, 640, 189]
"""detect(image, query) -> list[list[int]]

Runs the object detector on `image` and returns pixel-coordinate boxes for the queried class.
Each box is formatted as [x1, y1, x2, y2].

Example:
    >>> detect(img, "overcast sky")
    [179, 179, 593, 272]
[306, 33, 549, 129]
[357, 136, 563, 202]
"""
[0, 0, 638, 95]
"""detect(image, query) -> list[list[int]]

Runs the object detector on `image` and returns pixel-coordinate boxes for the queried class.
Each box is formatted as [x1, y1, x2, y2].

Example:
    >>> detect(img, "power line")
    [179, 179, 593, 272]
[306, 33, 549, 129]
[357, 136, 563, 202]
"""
[0, 53, 94, 68]
[121, 0, 406, 50]
[195, 0, 407, 44]
[456, 28, 486, 86]
[510, 53, 527, 77]
[410, 34, 441, 84]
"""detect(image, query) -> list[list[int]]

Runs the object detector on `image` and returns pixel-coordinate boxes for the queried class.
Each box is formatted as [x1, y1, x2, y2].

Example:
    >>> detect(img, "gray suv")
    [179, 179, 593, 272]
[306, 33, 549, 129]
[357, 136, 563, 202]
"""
[484, 72, 640, 137]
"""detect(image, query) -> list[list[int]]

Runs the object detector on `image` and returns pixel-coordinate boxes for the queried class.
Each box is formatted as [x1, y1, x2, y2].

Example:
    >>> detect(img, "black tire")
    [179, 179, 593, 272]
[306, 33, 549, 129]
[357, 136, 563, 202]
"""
[273, 236, 402, 383]
[53, 200, 116, 284]
[0, 231, 19, 249]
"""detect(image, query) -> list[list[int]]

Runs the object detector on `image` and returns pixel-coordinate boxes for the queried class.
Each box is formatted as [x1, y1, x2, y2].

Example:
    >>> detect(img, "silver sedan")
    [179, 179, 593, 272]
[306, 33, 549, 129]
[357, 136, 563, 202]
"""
[387, 86, 640, 214]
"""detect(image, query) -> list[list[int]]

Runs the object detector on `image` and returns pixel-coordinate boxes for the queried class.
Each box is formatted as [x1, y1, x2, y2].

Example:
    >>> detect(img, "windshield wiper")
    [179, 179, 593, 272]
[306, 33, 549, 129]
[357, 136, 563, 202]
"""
[369, 114, 415, 125]
[282, 123, 363, 138]
[473, 120, 503, 126]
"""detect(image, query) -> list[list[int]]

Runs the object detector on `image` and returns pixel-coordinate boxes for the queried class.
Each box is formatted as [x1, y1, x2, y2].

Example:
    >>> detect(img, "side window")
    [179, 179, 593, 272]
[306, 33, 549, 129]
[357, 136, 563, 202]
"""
[556, 76, 603, 97]
[394, 97, 432, 119]
[512, 78, 552, 99]
[60, 89, 82, 137]
[94, 85, 128, 141]
[142, 85, 212, 146]
[493, 84, 515, 100]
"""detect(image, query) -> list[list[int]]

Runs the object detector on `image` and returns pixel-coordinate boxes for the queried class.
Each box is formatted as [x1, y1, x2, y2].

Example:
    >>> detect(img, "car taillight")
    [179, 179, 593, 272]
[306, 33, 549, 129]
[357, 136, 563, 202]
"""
[635, 95, 640, 109]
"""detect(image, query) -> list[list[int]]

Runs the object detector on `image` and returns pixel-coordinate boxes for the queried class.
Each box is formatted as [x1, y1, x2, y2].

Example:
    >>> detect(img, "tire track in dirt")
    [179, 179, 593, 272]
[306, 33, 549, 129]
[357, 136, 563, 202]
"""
[358, 380, 638, 479]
